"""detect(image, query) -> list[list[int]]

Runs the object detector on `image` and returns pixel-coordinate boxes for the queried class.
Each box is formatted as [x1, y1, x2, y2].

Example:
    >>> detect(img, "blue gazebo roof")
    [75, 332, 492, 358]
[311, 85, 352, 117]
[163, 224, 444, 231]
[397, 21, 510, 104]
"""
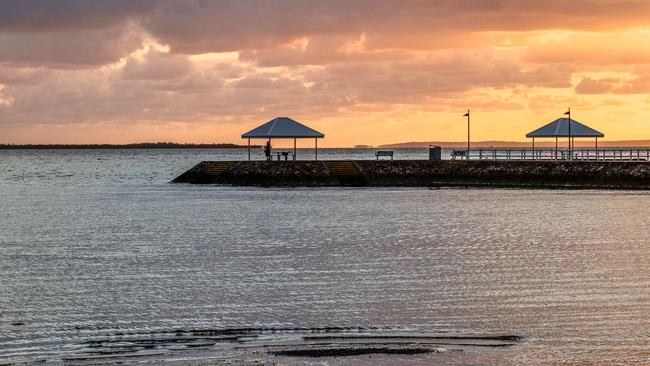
[242, 117, 324, 139]
[526, 118, 604, 138]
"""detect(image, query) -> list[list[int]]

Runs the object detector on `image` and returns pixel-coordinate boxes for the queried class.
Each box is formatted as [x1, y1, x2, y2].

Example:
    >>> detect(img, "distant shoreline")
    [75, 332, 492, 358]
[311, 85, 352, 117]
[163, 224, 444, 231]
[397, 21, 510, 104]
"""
[0, 143, 258, 149]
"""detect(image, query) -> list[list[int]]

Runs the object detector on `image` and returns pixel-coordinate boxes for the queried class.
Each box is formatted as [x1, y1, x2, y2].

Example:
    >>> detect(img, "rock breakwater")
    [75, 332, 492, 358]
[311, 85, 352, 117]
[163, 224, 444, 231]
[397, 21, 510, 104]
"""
[172, 160, 650, 189]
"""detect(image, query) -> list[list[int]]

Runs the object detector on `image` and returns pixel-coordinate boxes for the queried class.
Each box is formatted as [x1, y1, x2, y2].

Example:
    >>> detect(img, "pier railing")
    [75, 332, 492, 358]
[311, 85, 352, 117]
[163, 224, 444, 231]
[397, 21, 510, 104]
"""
[452, 148, 650, 161]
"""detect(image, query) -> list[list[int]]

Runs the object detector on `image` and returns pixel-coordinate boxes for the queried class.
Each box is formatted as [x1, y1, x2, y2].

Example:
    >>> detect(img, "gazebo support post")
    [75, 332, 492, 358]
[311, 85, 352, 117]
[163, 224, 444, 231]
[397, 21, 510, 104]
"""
[293, 138, 297, 161]
[595, 137, 598, 161]
[315, 138, 318, 160]
[268, 138, 272, 161]
[247, 138, 251, 161]
[532, 138, 535, 160]
[555, 137, 558, 160]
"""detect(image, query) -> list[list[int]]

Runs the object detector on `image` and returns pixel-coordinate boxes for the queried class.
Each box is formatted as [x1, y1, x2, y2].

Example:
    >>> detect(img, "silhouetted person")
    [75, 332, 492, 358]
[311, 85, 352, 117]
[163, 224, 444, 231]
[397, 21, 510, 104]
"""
[264, 141, 271, 161]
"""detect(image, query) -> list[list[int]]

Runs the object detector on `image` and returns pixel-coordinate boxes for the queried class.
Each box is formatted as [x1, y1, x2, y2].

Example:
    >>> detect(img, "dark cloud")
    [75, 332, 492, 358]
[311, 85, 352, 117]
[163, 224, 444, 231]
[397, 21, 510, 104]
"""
[0, 22, 146, 68]
[141, 0, 650, 55]
[0, 1, 153, 67]
[2, 1, 650, 67]
[0, 0, 154, 32]
[140, 0, 362, 54]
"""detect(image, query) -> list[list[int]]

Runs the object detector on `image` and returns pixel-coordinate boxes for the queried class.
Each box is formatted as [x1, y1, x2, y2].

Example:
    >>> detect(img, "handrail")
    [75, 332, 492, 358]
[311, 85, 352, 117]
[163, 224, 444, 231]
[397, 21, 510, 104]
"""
[451, 148, 650, 161]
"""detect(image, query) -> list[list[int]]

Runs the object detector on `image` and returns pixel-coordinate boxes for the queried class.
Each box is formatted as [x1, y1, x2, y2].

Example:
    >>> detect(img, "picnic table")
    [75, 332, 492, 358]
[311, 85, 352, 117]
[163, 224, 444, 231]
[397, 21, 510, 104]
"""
[274, 151, 294, 161]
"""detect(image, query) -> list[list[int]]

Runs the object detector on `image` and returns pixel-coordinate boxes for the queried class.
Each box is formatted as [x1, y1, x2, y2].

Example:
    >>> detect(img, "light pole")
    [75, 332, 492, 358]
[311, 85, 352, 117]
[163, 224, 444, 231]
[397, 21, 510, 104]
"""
[463, 109, 470, 159]
[564, 107, 571, 160]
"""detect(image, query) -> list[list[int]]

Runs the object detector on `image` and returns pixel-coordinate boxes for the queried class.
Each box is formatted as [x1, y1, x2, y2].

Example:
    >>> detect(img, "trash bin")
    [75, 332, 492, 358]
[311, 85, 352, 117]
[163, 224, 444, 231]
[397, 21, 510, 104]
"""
[429, 145, 442, 160]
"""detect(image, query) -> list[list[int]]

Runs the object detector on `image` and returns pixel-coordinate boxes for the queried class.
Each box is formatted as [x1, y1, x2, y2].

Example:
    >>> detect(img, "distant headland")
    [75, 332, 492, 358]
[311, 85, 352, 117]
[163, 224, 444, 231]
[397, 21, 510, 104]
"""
[0, 142, 257, 149]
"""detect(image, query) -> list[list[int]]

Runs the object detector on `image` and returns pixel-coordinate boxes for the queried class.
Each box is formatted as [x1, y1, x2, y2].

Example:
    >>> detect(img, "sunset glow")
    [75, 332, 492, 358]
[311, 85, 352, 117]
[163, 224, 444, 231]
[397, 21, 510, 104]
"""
[1, 1, 650, 146]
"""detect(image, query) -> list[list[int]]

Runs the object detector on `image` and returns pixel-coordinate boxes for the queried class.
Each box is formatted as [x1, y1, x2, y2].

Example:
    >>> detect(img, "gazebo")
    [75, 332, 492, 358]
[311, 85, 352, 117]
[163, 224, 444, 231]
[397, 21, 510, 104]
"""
[242, 117, 325, 160]
[526, 117, 604, 158]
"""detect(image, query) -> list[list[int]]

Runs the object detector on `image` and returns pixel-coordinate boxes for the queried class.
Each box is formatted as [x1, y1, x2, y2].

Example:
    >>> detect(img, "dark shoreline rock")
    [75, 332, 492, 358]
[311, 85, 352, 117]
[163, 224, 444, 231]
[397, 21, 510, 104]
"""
[270, 345, 443, 357]
[172, 160, 650, 189]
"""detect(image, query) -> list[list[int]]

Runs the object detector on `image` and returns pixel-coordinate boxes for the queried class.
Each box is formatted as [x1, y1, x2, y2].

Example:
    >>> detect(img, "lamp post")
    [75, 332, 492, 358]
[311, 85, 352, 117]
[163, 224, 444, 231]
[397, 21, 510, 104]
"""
[564, 107, 571, 160]
[463, 109, 470, 159]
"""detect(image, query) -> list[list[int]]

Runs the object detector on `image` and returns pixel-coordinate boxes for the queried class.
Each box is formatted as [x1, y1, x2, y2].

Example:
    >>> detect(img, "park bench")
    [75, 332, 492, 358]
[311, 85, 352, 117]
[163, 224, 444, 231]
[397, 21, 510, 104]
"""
[451, 150, 467, 159]
[375, 150, 394, 159]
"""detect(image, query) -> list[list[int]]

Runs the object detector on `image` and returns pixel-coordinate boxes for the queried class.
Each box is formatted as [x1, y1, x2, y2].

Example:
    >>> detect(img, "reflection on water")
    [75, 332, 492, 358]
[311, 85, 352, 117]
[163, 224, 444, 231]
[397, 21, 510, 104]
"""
[1, 149, 650, 365]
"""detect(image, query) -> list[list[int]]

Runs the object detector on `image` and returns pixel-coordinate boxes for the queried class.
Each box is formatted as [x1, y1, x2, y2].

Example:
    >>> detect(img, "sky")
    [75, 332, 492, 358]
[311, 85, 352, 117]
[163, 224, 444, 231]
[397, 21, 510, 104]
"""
[1, 0, 650, 147]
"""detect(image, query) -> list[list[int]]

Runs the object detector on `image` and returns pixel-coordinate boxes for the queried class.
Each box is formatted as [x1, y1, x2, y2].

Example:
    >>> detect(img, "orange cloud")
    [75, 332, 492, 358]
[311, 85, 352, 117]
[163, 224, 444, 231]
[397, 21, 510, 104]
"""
[525, 30, 650, 65]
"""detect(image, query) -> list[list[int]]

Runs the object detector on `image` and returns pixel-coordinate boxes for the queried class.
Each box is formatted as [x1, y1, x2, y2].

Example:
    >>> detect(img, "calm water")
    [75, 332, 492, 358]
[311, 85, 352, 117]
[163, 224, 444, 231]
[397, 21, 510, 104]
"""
[1, 149, 650, 365]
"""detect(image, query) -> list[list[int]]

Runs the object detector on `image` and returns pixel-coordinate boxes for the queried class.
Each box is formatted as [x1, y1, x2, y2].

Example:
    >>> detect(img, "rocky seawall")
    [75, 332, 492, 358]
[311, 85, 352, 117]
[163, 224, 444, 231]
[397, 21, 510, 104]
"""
[172, 160, 650, 189]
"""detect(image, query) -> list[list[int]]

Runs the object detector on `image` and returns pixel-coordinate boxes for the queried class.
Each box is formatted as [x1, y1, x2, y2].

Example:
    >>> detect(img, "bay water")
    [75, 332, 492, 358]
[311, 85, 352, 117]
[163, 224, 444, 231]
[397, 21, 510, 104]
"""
[1, 148, 650, 365]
